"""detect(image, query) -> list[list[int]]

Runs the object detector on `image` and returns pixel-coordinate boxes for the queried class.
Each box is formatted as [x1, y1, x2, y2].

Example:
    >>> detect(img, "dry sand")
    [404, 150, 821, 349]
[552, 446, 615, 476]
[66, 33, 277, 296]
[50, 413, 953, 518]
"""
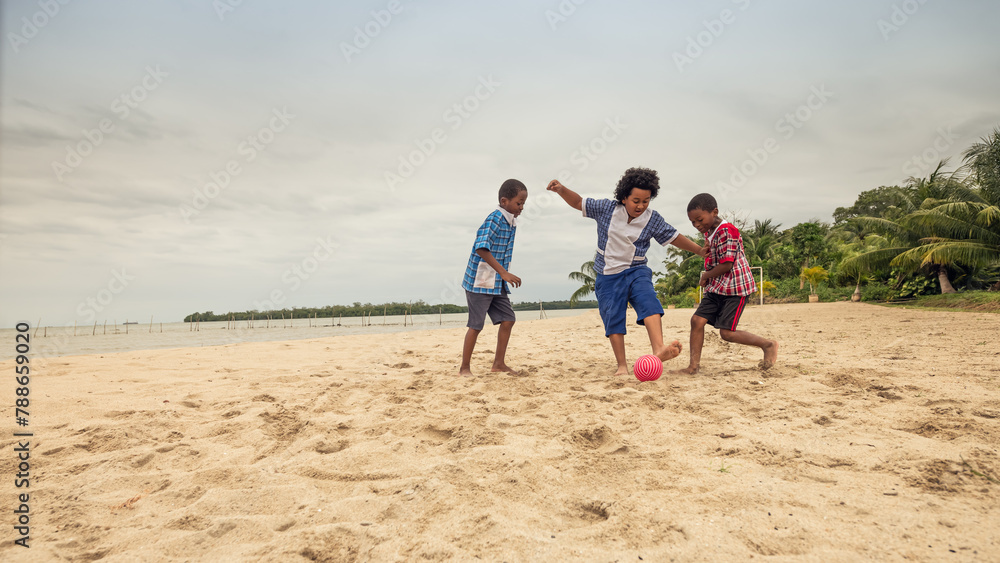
[2, 302, 998, 562]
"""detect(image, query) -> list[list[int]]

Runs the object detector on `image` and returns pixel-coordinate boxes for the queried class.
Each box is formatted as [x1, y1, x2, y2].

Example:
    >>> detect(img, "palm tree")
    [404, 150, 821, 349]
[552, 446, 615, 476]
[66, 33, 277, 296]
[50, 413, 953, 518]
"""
[846, 211, 957, 293]
[568, 261, 596, 305]
[748, 219, 782, 240]
[962, 126, 1000, 198]
[742, 219, 781, 266]
[844, 182, 1000, 294]
[960, 127, 1000, 290]
[898, 199, 1000, 291]
[835, 230, 889, 300]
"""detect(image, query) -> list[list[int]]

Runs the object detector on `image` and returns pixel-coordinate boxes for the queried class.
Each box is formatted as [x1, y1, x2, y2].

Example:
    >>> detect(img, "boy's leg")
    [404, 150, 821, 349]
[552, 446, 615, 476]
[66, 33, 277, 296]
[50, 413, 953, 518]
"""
[486, 291, 518, 373]
[460, 328, 481, 376]
[641, 314, 682, 361]
[715, 294, 778, 369]
[492, 321, 517, 373]
[461, 291, 489, 376]
[719, 329, 779, 369]
[630, 266, 681, 362]
[674, 292, 719, 375]
[608, 334, 629, 376]
[595, 271, 629, 376]
[675, 314, 709, 374]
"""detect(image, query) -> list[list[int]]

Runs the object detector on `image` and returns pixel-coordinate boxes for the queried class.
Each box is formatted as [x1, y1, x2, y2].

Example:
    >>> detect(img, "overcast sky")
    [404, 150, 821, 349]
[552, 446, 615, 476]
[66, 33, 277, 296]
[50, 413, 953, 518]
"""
[2, 0, 999, 327]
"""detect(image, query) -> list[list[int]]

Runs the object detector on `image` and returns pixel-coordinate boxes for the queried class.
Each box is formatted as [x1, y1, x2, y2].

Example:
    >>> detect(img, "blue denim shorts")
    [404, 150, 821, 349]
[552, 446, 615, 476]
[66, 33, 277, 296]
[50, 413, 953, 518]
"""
[594, 265, 664, 337]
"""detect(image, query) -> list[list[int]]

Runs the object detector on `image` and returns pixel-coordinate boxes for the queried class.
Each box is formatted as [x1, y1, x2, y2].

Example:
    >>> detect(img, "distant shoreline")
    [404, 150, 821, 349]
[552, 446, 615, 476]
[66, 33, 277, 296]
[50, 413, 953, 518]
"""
[0, 309, 597, 360]
[182, 300, 600, 323]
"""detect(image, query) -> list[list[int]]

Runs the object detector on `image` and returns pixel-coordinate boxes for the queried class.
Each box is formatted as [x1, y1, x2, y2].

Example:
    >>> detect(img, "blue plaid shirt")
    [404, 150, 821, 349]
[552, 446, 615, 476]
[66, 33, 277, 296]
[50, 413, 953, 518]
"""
[462, 207, 517, 295]
[583, 198, 679, 275]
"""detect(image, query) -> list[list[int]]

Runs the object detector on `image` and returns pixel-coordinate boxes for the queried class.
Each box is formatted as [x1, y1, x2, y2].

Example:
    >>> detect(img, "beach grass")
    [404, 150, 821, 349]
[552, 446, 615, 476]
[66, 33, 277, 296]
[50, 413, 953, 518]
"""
[887, 291, 1000, 313]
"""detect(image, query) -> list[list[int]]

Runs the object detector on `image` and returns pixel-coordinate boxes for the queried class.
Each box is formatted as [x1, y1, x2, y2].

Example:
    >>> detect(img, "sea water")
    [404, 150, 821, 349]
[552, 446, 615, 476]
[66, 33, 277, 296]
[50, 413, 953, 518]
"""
[0, 309, 595, 360]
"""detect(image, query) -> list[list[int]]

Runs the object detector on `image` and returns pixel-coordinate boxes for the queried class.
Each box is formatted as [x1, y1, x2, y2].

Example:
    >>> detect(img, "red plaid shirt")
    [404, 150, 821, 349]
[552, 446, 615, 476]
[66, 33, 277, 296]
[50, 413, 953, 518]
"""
[704, 222, 757, 296]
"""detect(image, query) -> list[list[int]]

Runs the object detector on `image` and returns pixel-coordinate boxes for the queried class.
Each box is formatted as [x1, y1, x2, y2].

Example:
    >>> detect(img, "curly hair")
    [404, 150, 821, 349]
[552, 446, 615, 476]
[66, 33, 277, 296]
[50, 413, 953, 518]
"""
[613, 167, 659, 203]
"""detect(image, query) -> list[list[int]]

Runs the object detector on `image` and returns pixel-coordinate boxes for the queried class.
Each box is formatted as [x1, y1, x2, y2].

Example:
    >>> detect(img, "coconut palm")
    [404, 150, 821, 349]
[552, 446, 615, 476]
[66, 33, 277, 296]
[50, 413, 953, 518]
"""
[846, 211, 956, 293]
[835, 231, 889, 300]
[568, 261, 597, 305]
[742, 219, 781, 267]
[748, 219, 782, 240]
[962, 126, 1000, 197]
[844, 180, 1000, 294]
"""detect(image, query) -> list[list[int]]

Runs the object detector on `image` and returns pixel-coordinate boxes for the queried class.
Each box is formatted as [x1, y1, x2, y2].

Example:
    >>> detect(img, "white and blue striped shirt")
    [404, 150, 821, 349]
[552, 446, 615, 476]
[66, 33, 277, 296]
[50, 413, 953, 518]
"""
[583, 198, 679, 276]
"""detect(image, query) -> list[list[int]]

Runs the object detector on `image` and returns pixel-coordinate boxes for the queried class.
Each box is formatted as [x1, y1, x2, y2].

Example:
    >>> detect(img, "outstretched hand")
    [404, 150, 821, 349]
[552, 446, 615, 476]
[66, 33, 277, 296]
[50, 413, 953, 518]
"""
[546, 179, 566, 193]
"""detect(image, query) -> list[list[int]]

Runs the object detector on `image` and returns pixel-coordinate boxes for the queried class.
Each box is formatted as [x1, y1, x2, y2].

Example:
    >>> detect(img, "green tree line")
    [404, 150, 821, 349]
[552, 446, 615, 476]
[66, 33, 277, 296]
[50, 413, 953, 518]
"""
[567, 127, 1000, 306]
[184, 299, 598, 322]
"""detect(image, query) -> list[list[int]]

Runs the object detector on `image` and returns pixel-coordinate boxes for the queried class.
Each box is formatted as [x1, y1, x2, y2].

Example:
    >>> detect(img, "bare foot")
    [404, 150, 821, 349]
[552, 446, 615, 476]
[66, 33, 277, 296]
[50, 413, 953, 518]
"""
[655, 340, 683, 362]
[758, 340, 779, 370]
[613, 365, 629, 376]
[459, 366, 474, 377]
[491, 363, 519, 375]
[672, 365, 699, 375]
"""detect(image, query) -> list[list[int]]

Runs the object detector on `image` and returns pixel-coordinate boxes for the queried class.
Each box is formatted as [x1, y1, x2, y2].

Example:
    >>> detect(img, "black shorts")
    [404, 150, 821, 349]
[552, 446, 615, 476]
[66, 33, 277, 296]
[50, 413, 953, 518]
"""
[694, 292, 750, 331]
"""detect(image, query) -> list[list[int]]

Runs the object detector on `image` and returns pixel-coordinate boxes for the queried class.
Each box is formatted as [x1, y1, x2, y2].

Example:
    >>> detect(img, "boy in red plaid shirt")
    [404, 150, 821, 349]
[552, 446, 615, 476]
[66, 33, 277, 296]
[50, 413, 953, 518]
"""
[676, 193, 778, 374]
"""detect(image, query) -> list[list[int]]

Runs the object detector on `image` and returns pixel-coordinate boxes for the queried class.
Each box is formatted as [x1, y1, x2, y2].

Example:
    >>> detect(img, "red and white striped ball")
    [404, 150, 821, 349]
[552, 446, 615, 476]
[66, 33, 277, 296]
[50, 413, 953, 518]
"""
[634, 355, 663, 382]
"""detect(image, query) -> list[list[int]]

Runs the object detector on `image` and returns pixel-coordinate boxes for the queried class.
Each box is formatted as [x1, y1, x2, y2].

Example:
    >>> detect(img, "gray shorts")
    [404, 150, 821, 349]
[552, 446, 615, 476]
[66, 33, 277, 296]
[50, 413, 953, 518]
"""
[466, 290, 516, 330]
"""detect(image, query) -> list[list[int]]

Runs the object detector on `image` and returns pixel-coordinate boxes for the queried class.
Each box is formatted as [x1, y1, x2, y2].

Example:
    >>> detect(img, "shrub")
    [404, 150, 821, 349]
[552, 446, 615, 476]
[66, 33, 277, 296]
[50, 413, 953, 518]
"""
[861, 284, 897, 302]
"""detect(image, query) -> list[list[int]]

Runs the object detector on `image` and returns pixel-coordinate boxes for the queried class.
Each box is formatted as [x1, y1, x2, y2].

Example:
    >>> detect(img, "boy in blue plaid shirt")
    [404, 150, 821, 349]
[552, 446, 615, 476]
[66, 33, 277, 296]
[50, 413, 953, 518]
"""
[548, 168, 706, 376]
[677, 193, 778, 374]
[459, 179, 528, 377]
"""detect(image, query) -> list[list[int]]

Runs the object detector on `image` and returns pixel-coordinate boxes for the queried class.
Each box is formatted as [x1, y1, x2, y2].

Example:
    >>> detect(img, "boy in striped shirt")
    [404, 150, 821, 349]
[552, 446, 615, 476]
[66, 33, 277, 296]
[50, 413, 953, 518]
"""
[677, 193, 778, 374]
[548, 168, 706, 376]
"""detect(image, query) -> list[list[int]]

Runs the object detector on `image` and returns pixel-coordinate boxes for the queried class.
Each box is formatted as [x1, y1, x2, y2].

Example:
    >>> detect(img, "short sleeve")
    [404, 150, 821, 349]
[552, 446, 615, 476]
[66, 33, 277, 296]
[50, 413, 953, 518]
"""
[651, 212, 679, 246]
[717, 225, 740, 263]
[472, 214, 500, 253]
[583, 198, 615, 221]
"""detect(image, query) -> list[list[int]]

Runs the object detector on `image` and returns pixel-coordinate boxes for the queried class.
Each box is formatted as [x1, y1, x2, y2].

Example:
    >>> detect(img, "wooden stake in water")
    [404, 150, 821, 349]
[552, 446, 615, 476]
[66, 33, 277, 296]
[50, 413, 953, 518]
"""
[93, 321, 97, 336]
[34, 319, 41, 337]
[149, 315, 153, 333]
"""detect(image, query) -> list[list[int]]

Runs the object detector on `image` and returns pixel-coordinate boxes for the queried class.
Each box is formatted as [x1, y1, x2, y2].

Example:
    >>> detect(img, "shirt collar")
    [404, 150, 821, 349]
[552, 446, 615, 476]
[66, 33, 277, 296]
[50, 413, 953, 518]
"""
[497, 205, 517, 227]
[617, 203, 649, 223]
[707, 221, 727, 242]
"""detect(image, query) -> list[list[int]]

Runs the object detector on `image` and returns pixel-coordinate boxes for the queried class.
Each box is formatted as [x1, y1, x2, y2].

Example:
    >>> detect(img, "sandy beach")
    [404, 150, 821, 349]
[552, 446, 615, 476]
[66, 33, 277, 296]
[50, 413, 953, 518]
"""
[2, 302, 998, 562]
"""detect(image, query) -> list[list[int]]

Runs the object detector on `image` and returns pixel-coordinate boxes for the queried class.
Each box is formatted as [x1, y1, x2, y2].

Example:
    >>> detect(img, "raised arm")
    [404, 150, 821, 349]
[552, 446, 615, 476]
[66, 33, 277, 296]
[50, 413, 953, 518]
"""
[546, 180, 583, 211]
